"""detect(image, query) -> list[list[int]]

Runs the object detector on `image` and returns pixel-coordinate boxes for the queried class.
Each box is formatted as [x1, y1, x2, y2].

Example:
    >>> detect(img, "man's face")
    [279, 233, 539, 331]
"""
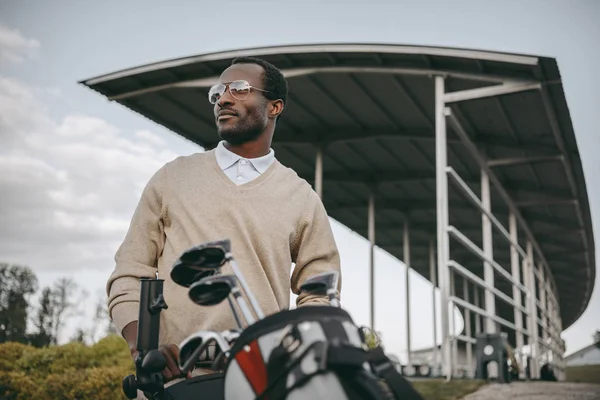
[213, 63, 270, 145]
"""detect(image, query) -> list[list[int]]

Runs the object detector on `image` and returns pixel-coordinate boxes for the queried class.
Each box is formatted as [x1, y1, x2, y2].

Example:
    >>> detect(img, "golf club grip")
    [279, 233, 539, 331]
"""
[228, 258, 265, 319]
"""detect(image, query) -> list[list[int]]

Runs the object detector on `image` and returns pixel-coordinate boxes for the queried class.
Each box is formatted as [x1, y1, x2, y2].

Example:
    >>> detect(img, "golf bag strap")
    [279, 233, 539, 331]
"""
[327, 343, 369, 367]
[368, 347, 425, 400]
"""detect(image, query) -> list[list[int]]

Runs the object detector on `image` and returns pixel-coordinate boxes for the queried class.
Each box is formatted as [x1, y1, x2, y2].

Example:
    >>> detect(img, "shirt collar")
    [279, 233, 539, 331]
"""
[215, 140, 275, 173]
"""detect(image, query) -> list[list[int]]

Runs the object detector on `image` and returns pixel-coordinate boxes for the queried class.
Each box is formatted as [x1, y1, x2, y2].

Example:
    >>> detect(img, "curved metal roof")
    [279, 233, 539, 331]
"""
[80, 43, 595, 330]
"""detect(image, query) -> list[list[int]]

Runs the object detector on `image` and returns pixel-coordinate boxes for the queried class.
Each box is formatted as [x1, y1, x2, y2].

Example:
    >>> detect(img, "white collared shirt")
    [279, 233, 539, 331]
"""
[215, 141, 276, 185]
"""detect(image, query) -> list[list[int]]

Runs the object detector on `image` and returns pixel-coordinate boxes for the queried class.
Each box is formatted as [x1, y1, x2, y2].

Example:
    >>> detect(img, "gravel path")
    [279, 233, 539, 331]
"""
[463, 381, 600, 400]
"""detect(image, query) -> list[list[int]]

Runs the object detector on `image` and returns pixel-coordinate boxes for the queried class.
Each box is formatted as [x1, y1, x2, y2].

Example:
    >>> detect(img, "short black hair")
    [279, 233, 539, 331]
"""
[231, 56, 288, 117]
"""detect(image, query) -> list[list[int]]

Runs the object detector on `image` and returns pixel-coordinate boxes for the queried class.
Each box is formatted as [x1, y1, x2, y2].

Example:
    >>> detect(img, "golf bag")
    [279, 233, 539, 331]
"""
[123, 239, 425, 400]
[223, 305, 424, 400]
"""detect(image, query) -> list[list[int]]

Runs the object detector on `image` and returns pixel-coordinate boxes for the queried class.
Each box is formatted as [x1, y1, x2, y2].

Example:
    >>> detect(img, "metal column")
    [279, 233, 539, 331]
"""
[450, 270, 457, 377]
[429, 239, 439, 372]
[435, 75, 452, 379]
[539, 265, 548, 364]
[315, 144, 323, 199]
[526, 241, 540, 378]
[369, 194, 376, 333]
[509, 211, 524, 376]
[473, 285, 481, 334]
[481, 169, 496, 333]
[404, 221, 412, 365]
[463, 279, 472, 376]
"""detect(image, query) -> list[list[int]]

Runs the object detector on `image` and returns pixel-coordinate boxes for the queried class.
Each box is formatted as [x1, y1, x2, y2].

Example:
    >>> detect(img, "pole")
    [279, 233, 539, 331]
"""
[435, 75, 452, 379]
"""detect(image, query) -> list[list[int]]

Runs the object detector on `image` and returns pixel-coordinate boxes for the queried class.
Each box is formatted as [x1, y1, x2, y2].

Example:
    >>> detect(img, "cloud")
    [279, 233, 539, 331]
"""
[0, 75, 182, 273]
[0, 25, 40, 65]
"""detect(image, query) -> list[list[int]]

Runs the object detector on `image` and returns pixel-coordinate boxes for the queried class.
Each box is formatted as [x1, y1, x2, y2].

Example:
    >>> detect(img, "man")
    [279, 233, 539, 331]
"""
[106, 56, 342, 384]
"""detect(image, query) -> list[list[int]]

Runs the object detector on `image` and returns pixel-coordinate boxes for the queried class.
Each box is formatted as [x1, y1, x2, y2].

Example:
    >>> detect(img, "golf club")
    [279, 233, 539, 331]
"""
[225, 254, 265, 319]
[189, 274, 256, 325]
[170, 239, 232, 287]
[226, 297, 243, 330]
[170, 258, 219, 288]
[300, 271, 340, 307]
[210, 329, 241, 370]
[175, 239, 265, 321]
[178, 331, 231, 375]
[221, 329, 240, 344]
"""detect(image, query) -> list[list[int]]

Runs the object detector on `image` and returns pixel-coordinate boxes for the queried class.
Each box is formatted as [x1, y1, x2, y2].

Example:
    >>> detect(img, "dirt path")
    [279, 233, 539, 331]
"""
[462, 381, 600, 400]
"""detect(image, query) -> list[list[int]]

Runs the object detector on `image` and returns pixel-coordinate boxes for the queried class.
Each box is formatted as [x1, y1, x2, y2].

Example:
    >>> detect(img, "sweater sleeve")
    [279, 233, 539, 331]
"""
[291, 190, 342, 307]
[106, 165, 167, 336]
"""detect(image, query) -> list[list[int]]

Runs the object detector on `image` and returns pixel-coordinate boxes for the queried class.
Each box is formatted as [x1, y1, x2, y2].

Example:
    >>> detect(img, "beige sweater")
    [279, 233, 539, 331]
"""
[106, 150, 341, 346]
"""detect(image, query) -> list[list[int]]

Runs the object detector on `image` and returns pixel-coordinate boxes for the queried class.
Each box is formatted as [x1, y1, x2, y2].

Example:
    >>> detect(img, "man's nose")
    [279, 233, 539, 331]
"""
[217, 87, 235, 107]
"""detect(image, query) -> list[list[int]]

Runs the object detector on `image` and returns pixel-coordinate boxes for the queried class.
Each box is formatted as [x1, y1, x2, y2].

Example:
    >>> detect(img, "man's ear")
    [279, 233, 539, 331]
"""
[269, 99, 284, 119]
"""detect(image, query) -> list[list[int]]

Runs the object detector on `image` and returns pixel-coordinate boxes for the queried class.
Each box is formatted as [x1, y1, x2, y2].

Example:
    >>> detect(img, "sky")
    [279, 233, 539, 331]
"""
[1, 0, 599, 362]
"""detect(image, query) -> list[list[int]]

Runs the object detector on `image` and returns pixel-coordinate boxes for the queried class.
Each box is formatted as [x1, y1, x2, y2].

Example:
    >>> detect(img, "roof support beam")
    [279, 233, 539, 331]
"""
[514, 199, 578, 208]
[272, 129, 565, 155]
[103, 65, 542, 101]
[487, 154, 563, 168]
[444, 82, 541, 103]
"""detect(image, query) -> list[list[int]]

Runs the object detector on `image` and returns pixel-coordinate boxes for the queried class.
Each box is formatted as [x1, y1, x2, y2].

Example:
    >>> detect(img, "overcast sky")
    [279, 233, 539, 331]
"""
[1, 0, 599, 361]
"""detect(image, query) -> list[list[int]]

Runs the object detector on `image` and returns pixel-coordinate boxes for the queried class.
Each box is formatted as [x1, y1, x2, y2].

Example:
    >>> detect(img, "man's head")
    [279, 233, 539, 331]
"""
[211, 57, 288, 146]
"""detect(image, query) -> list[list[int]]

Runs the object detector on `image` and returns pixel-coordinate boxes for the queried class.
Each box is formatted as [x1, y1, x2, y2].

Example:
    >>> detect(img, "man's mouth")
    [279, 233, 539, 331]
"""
[217, 111, 238, 121]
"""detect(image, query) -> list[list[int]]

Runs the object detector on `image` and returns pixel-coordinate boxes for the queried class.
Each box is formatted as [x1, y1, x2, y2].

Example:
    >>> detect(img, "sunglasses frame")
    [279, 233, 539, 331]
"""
[208, 80, 271, 104]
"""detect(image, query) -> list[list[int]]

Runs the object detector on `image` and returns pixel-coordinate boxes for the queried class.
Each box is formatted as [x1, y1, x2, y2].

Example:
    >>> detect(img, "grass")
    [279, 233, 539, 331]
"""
[565, 365, 600, 384]
[411, 379, 487, 400]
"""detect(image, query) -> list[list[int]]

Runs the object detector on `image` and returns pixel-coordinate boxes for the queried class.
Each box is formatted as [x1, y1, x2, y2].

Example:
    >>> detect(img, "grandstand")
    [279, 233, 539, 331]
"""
[81, 43, 595, 380]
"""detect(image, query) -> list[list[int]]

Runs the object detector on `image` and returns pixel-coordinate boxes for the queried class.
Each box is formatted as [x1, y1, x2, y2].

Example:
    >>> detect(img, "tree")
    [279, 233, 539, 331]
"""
[594, 329, 600, 349]
[0, 263, 38, 344]
[29, 287, 55, 347]
[29, 278, 78, 346]
[50, 278, 77, 344]
[70, 328, 87, 344]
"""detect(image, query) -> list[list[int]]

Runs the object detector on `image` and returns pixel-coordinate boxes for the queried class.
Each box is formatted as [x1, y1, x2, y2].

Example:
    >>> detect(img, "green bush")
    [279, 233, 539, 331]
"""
[0, 342, 31, 372]
[0, 335, 135, 400]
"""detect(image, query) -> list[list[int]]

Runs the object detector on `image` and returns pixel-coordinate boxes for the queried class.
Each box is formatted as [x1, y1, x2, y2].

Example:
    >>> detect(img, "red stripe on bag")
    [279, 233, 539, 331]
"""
[235, 340, 268, 396]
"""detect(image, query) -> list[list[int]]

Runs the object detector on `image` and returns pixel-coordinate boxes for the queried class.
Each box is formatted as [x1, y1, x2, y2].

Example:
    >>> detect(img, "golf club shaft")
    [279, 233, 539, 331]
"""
[227, 295, 244, 329]
[227, 256, 265, 319]
[231, 290, 256, 324]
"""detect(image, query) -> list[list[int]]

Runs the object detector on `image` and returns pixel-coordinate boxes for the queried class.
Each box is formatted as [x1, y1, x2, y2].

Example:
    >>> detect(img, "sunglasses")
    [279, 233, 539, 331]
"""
[208, 80, 271, 104]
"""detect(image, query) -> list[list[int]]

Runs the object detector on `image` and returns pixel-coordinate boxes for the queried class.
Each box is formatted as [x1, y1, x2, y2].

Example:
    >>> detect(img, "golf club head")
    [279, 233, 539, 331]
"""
[300, 271, 340, 296]
[178, 331, 231, 372]
[222, 329, 240, 344]
[188, 274, 237, 306]
[180, 239, 231, 267]
[170, 239, 231, 287]
[170, 259, 217, 288]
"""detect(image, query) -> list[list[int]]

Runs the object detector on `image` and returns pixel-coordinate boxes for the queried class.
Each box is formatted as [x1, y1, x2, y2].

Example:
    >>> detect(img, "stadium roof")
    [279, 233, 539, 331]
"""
[81, 43, 594, 330]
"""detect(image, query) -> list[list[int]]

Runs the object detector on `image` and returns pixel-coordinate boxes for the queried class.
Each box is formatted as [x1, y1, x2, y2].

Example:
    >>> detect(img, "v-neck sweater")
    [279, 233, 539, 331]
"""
[106, 149, 342, 346]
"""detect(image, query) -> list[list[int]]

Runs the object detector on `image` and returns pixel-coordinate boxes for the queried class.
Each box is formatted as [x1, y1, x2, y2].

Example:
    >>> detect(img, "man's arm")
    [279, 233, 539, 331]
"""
[291, 190, 342, 307]
[106, 165, 167, 340]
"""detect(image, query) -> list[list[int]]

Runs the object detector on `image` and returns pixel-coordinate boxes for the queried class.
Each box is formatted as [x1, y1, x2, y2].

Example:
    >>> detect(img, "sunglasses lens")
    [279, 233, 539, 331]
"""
[208, 83, 225, 104]
[229, 80, 250, 100]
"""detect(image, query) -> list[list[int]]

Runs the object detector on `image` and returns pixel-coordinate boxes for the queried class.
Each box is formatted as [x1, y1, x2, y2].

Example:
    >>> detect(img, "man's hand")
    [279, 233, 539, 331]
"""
[158, 343, 192, 382]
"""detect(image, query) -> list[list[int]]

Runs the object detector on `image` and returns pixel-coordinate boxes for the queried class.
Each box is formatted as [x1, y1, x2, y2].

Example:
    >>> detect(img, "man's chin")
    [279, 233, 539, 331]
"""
[218, 127, 263, 146]
[218, 130, 248, 146]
